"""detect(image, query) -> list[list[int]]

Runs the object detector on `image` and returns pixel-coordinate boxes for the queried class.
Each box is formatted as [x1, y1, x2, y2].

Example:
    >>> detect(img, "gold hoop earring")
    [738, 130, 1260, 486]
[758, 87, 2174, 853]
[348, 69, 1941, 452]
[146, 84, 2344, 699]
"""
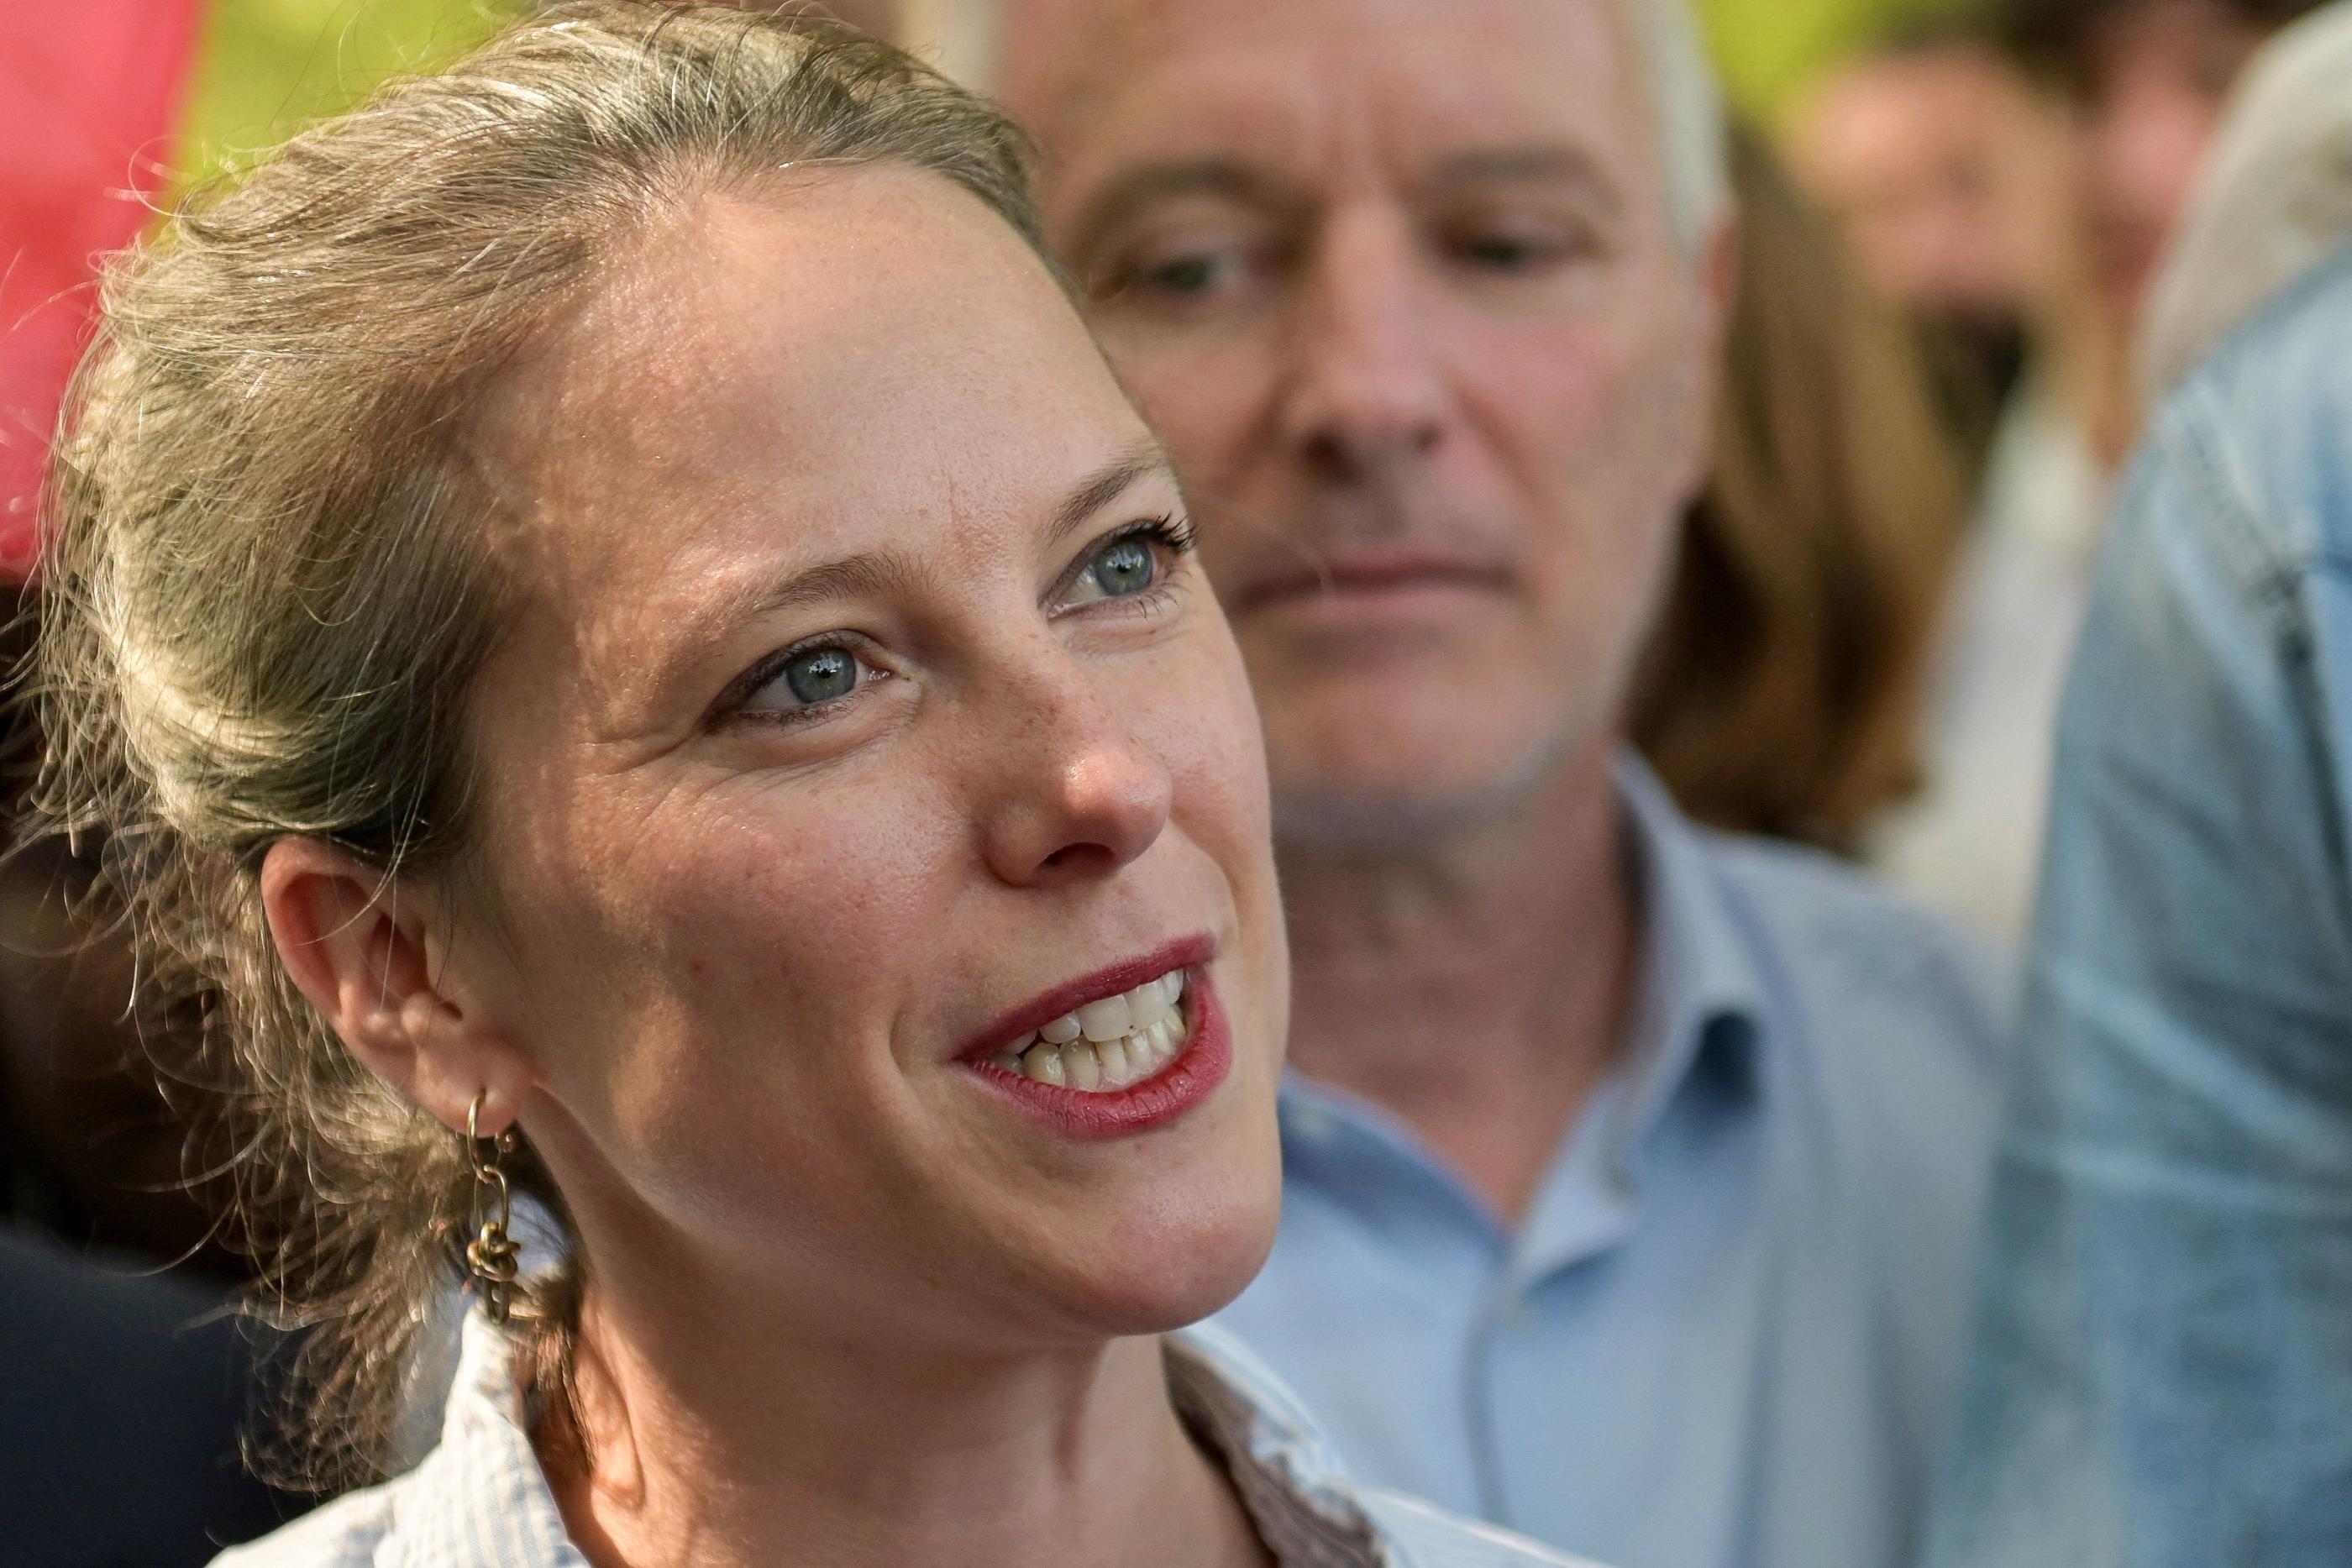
[465, 1092, 522, 1324]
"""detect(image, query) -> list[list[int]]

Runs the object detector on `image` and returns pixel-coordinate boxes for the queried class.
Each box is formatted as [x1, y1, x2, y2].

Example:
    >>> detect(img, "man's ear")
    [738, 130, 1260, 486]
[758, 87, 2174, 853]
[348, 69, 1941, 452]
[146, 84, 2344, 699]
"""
[260, 836, 530, 1140]
[1669, 209, 1740, 506]
[1701, 208, 1740, 337]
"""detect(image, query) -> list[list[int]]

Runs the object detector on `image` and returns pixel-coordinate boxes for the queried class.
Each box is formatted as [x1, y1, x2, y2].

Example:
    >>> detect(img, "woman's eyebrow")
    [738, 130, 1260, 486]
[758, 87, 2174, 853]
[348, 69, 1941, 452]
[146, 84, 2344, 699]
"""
[636, 548, 927, 712]
[1047, 438, 1173, 548]
[642, 443, 1173, 708]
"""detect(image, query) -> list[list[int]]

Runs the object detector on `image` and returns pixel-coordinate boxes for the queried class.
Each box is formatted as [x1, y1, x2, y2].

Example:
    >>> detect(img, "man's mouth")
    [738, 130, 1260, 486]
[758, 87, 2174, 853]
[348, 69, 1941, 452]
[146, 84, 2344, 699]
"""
[1231, 553, 1509, 618]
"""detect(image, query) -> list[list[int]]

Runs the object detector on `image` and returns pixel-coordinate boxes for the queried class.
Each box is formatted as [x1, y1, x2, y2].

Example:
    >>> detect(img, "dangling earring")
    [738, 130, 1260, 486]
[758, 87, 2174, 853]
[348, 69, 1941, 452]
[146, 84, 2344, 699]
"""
[465, 1092, 522, 1324]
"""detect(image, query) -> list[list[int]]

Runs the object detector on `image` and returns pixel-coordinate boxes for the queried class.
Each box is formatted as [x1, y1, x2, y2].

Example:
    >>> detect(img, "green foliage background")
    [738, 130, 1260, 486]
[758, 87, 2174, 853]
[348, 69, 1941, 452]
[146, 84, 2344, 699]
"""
[1700, 0, 1966, 118]
[177, 0, 513, 183]
[173, 0, 1975, 185]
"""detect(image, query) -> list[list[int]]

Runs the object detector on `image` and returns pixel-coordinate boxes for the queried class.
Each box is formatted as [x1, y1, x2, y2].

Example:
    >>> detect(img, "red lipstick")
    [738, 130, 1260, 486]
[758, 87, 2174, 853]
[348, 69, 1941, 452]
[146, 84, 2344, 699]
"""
[959, 937, 1231, 1140]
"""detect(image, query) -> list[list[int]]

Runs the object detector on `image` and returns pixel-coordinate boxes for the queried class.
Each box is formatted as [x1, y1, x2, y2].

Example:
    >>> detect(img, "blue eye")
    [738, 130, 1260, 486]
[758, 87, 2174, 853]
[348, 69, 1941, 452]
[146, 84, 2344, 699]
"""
[1087, 536, 1158, 597]
[780, 644, 858, 704]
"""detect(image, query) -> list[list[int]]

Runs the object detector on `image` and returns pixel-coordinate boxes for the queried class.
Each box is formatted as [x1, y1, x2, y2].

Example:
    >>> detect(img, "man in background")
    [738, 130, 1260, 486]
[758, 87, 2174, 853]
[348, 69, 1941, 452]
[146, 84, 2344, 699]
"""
[994, 4, 2008, 1567]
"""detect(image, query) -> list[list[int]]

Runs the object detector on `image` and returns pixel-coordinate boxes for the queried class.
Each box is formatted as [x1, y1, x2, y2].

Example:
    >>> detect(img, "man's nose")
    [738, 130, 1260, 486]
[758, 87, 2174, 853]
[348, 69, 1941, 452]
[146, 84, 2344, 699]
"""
[975, 654, 1173, 890]
[1276, 212, 1451, 480]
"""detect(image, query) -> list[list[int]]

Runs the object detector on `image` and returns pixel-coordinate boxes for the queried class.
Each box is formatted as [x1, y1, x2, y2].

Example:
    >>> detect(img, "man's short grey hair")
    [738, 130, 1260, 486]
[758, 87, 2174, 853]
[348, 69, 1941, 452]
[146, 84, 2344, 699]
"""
[933, 0, 1729, 254]
[1625, 0, 1732, 253]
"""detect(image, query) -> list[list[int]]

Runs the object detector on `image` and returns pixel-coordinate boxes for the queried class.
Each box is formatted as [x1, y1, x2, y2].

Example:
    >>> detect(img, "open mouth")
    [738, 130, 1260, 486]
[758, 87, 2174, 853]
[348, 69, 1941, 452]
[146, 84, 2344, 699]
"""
[981, 968, 1190, 1093]
[959, 940, 1229, 1135]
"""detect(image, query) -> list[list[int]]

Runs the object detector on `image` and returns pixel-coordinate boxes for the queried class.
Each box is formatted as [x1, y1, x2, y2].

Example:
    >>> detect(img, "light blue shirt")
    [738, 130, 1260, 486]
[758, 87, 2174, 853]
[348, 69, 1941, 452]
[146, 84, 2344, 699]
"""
[1215, 761, 2008, 1568]
[213, 1307, 1601, 1567]
[1920, 241, 2352, 1568]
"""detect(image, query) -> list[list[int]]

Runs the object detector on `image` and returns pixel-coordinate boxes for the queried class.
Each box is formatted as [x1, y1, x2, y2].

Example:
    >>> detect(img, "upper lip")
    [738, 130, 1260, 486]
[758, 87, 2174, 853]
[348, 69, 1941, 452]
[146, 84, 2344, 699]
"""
[1229, 548, 1510, 616]
[956, 933, 1215, 1062]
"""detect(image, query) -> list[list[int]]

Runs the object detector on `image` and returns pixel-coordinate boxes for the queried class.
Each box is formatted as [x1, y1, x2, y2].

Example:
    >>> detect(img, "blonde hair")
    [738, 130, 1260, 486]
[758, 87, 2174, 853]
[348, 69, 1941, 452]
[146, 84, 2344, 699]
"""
[24, 0, 1041, 1491]
[1632, 123, 1966, 848]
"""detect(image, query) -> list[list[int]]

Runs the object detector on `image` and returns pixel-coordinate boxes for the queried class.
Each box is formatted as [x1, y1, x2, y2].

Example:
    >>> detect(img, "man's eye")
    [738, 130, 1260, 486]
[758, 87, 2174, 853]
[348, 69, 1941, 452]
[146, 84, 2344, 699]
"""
[1462, 233, 1545, 269]
[1442, 216, 1595, 276]
[1143, 253, 1227, 295]
[1095, 239, 1269, 311]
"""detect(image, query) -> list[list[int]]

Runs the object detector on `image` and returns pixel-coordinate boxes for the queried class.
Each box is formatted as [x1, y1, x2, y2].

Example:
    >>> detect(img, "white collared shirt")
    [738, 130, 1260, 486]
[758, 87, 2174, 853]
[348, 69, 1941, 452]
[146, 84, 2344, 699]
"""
[214, 1308, 1599, 1567]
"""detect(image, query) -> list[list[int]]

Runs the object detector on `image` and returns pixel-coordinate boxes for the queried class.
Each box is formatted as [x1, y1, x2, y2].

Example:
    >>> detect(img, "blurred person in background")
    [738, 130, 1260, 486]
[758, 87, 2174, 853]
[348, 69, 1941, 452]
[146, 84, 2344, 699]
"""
[995, 3, 2009, 1567]
[1924, 8, 2352, 1565]
[1799, 6, 2117, 946]
[1635, 120, 1970, 851]
[2139, 0, 2352, 391]
[1806, 0, 2322, 941]
[1, 1224, 298, 1565]
[2002, 0, 2327, 333]
[1796, 19, 2065, 477]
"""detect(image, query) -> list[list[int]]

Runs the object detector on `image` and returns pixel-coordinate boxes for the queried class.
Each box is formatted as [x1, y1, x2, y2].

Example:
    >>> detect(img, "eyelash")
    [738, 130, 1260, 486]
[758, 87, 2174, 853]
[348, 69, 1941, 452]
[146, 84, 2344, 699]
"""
[717, 631, 888, 732]
[1051, 513, 1197, 614]
[715, 515, 1199, 732]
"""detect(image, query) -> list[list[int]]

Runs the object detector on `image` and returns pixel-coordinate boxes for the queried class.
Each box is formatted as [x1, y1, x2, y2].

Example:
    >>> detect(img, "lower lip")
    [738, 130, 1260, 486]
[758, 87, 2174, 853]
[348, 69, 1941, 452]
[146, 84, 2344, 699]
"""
[966, 973, 1231, 1139]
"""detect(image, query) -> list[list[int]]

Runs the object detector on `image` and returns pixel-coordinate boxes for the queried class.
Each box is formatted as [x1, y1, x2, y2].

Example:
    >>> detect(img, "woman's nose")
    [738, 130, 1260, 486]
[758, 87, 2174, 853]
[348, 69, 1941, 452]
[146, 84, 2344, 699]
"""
[978, 672, 1173, 888]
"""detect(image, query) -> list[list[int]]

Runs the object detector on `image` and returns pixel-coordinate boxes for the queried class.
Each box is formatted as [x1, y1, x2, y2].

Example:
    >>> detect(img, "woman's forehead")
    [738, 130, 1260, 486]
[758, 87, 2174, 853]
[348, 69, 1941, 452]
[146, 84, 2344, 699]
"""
[474, 164, 1131, 592]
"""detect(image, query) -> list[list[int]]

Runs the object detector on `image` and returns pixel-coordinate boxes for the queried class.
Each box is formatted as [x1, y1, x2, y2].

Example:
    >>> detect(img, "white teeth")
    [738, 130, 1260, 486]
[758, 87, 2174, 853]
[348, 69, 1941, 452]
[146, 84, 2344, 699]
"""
[1131, 983, 1174, 1029]
[987, 969, 1193, 1094]
[1131, 1024, 1168, 1080]
[1095, 1034, 1130, 1087]
[1077, 994, 1132, 1041]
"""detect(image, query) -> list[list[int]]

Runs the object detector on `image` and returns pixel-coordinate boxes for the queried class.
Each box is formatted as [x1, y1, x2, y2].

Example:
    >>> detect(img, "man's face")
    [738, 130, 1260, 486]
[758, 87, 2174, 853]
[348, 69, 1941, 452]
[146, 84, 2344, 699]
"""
[2076, 0, 2272, 321]
[1004, 0, 1726, 843]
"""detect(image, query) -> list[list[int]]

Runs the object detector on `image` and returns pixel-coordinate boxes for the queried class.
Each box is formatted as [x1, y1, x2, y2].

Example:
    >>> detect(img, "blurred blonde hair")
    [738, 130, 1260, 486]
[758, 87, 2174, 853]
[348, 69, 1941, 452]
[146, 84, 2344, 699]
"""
[1632, 123, 1967, 850]
[24, 0, 1042, 1491]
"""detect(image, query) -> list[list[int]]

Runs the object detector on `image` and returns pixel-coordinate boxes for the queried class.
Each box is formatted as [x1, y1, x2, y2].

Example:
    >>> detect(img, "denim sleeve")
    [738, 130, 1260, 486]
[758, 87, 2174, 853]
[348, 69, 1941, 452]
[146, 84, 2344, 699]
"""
[1919, 381, 2352, 1568]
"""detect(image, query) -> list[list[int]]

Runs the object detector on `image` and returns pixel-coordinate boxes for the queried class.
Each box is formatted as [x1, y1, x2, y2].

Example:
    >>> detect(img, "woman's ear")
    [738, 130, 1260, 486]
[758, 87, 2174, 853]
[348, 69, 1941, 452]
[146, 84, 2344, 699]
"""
[260, 836, 531, 1139]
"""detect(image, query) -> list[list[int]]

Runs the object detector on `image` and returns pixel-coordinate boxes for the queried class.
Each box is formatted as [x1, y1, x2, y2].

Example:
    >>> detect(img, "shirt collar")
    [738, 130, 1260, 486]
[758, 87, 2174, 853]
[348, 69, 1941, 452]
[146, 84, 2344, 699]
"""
[1168, 1322, 1402, 1565]
[1604, 753, 1770, 1171]
[392, 1308, 587, 1566]
[1273, 753, 1772, 1256]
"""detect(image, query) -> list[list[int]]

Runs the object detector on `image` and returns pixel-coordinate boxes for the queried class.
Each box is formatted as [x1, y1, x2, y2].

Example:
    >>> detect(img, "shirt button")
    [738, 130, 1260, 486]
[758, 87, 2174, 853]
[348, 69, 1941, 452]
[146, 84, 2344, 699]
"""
[1499, 1295, 1534, 1333]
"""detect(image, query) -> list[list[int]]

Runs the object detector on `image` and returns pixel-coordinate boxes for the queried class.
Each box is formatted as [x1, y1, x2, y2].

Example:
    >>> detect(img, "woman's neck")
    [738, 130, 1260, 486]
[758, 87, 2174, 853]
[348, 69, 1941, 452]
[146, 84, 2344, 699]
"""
[540, 1276, 1273, 1568]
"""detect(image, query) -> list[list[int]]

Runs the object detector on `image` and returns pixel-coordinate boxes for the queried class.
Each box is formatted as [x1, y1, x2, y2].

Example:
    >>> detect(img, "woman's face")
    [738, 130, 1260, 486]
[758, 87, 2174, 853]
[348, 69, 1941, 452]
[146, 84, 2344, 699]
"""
[444, 165, 1285, 1349]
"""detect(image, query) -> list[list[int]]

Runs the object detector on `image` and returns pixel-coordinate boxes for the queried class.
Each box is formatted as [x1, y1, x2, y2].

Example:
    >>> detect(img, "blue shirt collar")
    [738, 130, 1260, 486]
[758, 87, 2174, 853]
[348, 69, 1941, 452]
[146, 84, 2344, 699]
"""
[1276, 753, 1772, 1269]
[1606, 754, 1770, 1164]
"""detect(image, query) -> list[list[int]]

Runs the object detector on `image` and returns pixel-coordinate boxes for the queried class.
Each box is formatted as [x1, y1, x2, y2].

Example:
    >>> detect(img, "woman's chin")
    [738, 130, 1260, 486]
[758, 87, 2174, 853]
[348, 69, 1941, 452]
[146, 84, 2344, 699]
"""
[1035, 1177, 1283, 1340]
